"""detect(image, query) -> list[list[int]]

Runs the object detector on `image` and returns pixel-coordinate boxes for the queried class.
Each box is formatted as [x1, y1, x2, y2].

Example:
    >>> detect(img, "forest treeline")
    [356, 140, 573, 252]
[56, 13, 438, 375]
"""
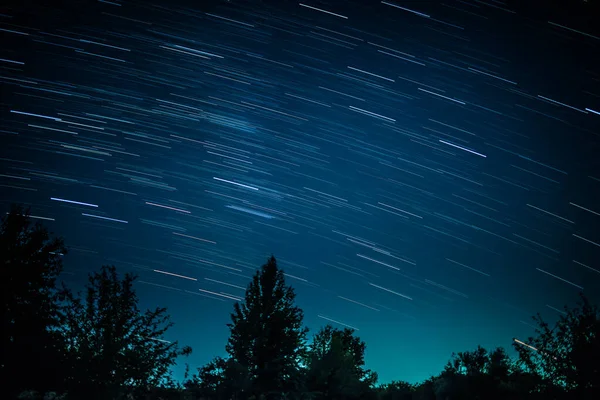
[1, 205, 598, 400]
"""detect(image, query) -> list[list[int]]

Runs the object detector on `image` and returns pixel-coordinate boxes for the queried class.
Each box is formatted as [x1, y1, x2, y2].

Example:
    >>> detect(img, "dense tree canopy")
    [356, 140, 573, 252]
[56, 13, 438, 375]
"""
[433, 346, 516, 400]
[1, 205, 68, 397]
[305, 325, 378, 399]
[513, 293, 599, 399]
[60, 265, 191, 400]
[185, 356, 250, 400]
[376, 381, 415, 400]
[2, 205, 599, 400]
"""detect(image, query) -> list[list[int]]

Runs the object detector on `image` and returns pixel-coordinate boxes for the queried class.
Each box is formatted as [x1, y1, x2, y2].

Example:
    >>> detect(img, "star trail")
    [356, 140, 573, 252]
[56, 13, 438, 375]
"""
[1, 0, 599, 385]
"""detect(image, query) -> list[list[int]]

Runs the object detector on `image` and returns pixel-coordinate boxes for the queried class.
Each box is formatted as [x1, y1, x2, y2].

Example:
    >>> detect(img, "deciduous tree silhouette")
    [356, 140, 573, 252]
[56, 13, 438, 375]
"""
[377, 380, 415, 400]
[411, 376, 436, 400]
[434, 346, 531, 400]
[186, 356, 250, 400]
[60, 265, 191, 399]
[305, 325, 377, 399]
[514, 292, 599, 399]
[1, 205, 68, 397]
[189, 356, 228, 399]
[226, 256, 308, 399]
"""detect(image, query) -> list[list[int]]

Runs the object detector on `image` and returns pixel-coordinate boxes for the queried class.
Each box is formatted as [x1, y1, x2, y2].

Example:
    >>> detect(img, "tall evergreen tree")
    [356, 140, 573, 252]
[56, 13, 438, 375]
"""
[60, 265, 191, 399]
[0, 205, 68, 397]
[226, 256, 308, 399]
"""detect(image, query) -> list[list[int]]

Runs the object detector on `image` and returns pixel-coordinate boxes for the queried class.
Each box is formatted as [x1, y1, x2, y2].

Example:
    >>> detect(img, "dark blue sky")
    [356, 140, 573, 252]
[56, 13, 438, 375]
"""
[2, 0, 599, 385]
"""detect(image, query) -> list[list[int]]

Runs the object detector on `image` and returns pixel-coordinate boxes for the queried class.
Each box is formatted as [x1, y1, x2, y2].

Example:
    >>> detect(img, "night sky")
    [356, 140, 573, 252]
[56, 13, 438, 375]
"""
[2, 0, 600, 385]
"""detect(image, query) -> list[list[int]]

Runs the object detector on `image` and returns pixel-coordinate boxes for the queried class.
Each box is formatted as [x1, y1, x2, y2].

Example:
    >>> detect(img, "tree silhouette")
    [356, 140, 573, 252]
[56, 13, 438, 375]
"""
[305, 325, 377, 399]
[377, 380, 415, 400]
[190, 356, 228, 399]
[411, 377, 436, 400]
[435, 345, 538, 400]
[436, 346, 487, 399]
[6, 202, 600, 399]
[514, 292, 599, 399]
[432, 342, 574, 400]
[186, 356, 250, 400]
[59, 265, 191, 399]
[226, 256, 308, 399]
[1, 205, 68, 397]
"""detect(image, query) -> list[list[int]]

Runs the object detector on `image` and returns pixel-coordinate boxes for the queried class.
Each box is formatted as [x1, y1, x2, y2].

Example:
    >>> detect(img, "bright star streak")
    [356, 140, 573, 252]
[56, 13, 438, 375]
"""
[51, 197, 98, 207]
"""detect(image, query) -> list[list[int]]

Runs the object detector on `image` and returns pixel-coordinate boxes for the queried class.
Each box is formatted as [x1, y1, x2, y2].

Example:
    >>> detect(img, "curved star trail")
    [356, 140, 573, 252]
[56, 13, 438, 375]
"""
[1, 0, 599, 384]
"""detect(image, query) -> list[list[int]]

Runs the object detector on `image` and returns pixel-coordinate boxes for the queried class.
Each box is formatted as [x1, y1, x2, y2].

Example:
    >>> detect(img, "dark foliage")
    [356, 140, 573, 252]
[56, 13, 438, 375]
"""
[3, 205, 599, 400]
[433, 346, 518, 400]
[513, 292, 599, 400]
[305, 325, 378, 399]
[1, 205, 68, 397]
[185, 356, 251, 400]
[59, 265, 191, 399]
[226, 256, 309, 399]
[376, 381, 415, 400]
